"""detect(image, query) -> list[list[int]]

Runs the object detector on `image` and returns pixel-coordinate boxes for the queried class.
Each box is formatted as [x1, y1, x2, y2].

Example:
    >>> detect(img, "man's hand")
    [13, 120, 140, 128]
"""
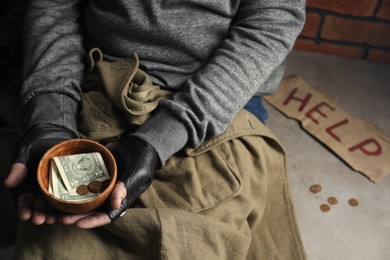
[3, 124, 77, 225]
[60, 137, 160, 229]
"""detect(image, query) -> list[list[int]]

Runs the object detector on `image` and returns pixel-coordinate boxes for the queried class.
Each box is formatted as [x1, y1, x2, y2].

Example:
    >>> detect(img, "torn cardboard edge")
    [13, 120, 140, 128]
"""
[264, 75, 390, 183]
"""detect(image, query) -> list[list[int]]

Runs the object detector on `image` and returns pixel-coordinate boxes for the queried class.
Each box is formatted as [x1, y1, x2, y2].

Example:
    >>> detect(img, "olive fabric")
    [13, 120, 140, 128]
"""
[14, 109, 306, 259]
[79, 48, 172, 142]
[13, 54, 305, 259]
[0, 50, 306, 259]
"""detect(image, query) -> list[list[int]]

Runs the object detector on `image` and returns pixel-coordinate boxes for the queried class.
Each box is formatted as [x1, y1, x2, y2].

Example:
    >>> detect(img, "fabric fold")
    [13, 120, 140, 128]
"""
[79, 48, 173, 141]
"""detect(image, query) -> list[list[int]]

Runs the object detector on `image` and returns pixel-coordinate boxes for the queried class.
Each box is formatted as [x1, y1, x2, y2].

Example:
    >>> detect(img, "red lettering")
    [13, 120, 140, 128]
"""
[283, 88, 312, 112]
[305, 102, 335, 124]
[326, 119, 349, 142]
[348, 139, 382, 156]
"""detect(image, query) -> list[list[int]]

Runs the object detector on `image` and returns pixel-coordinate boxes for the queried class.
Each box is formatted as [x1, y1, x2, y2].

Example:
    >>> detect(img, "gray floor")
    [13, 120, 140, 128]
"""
[265, 50, 390, 260]
[1, 50, 389, 259]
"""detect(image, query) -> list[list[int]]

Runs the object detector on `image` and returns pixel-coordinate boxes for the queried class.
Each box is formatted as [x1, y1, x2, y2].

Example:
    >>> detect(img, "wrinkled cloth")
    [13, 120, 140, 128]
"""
[14, 110, 306, 260]
[79, 48, 172, 142]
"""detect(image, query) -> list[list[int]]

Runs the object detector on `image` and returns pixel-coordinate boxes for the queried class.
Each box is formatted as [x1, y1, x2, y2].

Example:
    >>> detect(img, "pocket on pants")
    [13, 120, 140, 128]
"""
[141, 143, 242, 212]
[140, 109, 281, 213]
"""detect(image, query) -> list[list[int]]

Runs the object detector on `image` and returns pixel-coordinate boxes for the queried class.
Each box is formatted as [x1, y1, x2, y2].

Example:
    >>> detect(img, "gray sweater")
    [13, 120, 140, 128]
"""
[22, 0, 305, 165]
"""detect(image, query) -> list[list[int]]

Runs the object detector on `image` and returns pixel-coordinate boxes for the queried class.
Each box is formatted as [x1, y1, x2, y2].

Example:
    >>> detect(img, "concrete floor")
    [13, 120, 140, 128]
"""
[1, 50, 389, 259]
[265, 50, 390, 260]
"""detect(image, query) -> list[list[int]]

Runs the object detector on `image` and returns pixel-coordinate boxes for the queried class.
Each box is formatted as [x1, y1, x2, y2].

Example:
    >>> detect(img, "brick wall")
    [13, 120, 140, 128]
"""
[295, 0, 390, 64]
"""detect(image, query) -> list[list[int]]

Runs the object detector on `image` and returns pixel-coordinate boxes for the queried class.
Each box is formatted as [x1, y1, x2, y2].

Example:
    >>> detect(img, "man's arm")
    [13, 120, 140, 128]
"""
[4, 0, 85, 225]
[132, 0, 306, 165]
[22, 0, 85, 134]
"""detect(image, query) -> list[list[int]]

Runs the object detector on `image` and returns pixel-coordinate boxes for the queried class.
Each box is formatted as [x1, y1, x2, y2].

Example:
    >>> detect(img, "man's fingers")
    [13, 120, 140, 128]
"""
[45, 205, 60, 225]
[60, 212, 111, 229]
[60, 213, 92, 225]
[18, 193, 34, 221]
[32, 195, 48, 225]
[45, 209, 57, 225]
[110, 182, 127, 210]
[61, 182, 124, 227]
[75, 212, 111, 229]
[4, 163, 28, 188]
[61, 181, 127, 225]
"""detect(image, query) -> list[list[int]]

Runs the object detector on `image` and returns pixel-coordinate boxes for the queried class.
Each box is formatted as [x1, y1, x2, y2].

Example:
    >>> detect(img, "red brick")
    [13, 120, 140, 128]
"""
[307, 0, 378, 17]
[300, 12, 321, 38]
[367, 49, 390, 64]
[322, 16, 390, 48]
[377, 0, 390, 21]
[294, 38, 365, 59]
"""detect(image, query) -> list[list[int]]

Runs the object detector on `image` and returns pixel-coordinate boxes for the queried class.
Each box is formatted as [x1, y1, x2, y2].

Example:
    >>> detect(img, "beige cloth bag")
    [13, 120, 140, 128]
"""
[78, 48, 172, 142]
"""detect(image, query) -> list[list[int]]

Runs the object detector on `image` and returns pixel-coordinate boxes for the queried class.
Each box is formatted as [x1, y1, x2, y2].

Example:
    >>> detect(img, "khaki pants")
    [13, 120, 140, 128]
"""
[2, 49, 306, 259]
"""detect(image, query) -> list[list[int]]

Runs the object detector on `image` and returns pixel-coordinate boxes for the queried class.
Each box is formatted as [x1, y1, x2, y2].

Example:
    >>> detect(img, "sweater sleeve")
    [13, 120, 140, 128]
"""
[132, 0, 305, 165]
[22, 0, 85, 134]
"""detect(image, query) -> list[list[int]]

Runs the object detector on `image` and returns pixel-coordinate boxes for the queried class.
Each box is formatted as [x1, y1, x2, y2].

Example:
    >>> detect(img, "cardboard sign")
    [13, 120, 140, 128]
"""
[264, 75, 390, 183]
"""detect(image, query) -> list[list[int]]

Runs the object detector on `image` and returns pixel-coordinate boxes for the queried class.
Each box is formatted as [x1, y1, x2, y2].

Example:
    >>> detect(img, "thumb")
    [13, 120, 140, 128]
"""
[4, 163, 28, 188]
[110, 182, 127, 210]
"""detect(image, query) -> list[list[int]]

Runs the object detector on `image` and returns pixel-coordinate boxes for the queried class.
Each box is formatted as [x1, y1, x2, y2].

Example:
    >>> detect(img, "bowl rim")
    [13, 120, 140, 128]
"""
[37, 138, 117, 205]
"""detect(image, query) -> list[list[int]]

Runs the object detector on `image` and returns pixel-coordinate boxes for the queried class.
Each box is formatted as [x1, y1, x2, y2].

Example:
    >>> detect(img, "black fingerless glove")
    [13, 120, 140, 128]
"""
[14, 124, 78, 192]
[107, 137, 160, 220]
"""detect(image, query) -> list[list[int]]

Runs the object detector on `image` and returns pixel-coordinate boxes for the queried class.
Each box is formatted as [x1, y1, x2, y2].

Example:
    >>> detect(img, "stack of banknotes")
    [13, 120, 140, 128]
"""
[48, 152, 110, 202]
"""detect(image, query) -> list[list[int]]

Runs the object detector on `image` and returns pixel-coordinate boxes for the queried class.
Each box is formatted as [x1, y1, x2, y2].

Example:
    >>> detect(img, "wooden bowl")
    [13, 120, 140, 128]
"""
[37, 139, 117, 214]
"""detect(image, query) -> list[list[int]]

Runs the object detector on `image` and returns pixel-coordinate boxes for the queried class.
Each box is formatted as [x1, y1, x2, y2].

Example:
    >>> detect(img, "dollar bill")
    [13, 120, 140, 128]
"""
[48, 163, 54, 195]
[47, 152, 110, 202]
[53, 152, 110, 193]
[50, 160, 98, 202]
